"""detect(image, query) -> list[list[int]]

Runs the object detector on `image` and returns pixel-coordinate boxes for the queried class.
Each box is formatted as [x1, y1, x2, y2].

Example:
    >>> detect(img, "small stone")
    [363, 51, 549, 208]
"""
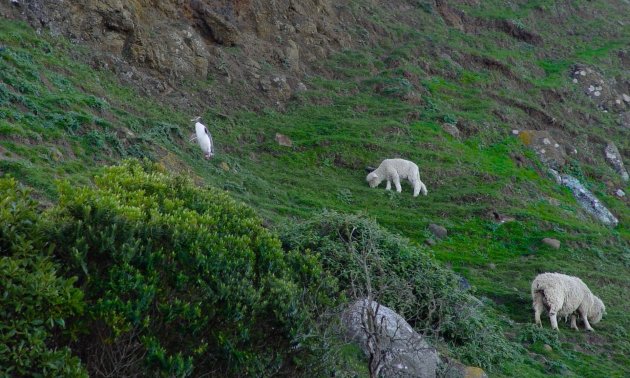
[595, 86, 602, 91]
[428, 224, 448, 239]
[543, 344, 553, 352]
[588, 85, 595, 92]
[548, 197, 561, 206]
[580, 70, 586, 76]
[296, 82, 307, 92]
[604, 142, 629, 181]
[488, 263, 496, 270]
[616, 99, 621, 104]
[446, 361, 488, 378]
[458, 275, 471, 290]
[512, 129, 520, 135]
[50, 147, 63, 161]
[623, 94, 630, 103]
[542, 238, 561, 249]
[554, 143, 560, 148]
[220, 161, 230, 171]
[463, 366, 488, 378]
[491, 211, 515, 224]
[616, 189, 626, 197]
[275, 133, 293, 147]
[594, 91, 601, 97]
[572, 78, 578, 83]
[543, 138, 551, 145]
[425, 238, 436, 246]
[540, 148, 546, 154]
[442, 123, 461, 138]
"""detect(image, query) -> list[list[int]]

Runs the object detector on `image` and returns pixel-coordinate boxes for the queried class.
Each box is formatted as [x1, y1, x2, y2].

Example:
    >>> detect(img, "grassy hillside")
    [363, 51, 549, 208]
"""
[1, 0, 629, 375]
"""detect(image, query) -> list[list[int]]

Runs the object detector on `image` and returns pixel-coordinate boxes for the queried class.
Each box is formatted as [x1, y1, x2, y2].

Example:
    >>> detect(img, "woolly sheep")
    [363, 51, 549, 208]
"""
[531, 272, 605, 332]
[366, 158, 427, 197]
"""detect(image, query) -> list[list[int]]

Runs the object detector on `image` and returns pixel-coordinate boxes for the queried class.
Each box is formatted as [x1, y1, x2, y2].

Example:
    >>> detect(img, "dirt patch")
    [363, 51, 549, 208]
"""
[435, 1, 542, 45]
[492, 19, 543, 45]
[333, 153, 362, 169]
[489, 94, 564, 131]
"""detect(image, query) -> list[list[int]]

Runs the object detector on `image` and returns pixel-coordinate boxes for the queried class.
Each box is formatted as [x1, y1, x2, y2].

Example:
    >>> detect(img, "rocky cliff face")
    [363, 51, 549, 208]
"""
[1, 0, 356, 108]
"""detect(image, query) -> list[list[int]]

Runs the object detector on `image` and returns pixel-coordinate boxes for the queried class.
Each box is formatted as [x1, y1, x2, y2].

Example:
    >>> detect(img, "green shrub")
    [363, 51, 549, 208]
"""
[46, 160, 304, 376]
[278, 211, 523, 370]
[0, 177, 86, 377]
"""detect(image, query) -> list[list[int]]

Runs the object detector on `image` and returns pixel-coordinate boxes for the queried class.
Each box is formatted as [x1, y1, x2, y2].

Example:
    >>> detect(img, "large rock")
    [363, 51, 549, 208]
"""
[342, 299, 439, 378]
[190, 0, 240, 46]
[550, 170, 618, 227]
[517, 130, 566, 169]
[604, 142, 629, 181]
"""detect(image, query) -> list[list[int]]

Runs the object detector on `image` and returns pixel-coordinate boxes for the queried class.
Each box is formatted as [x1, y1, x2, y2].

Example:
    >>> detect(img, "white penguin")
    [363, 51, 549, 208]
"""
[190, 116, 214, 159]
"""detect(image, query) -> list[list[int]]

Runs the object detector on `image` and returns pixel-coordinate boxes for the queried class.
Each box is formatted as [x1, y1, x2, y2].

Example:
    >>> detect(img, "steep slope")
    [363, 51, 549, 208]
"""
[1, 0, 629, 376]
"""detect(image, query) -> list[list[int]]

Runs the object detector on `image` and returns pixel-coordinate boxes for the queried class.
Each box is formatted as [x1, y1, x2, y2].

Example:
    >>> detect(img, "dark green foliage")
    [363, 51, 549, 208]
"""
[46, 160, 303, 376]
[0, 178, 86, 377]
[278, 211, 523, 369]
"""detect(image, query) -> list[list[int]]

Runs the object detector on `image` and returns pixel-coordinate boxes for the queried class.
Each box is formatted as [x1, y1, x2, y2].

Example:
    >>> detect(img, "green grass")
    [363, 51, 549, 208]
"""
[1, 0, 629, 374]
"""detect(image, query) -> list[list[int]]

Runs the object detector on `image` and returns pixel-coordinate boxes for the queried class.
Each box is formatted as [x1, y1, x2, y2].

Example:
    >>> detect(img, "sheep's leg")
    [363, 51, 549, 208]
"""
[549, 311, 559, 330]
[579, 308, 594, 332]
[411, 179, 420, 197]
[385, 180, 391, 190]
[570, 314, 578, 330]
[533, 294, 544, 327]
[392, 173, 402, 193]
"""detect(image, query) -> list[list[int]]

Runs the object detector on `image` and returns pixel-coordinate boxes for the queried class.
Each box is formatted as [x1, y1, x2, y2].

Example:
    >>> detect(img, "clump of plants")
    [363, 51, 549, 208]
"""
[278, 210, 523, 370]
[0, 178, 86, 377]
[45, 160, 309, 376]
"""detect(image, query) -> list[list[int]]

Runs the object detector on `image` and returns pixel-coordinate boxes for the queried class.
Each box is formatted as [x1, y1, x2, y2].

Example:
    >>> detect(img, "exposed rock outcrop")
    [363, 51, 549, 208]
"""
[571, 65, 629, 112]
[549, 170, 618, 227]
[517, 130, 567, 169]
[0, 0, 351, 108]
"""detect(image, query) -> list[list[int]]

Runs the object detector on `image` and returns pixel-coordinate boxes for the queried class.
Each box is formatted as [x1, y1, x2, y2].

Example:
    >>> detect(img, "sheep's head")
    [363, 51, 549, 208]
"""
[589, 296, 605, 324]
[366, 172, 380, 188]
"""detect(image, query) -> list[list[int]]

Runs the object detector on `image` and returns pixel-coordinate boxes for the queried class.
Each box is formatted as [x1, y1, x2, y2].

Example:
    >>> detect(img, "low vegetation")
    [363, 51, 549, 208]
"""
[0, 0, 629, 376]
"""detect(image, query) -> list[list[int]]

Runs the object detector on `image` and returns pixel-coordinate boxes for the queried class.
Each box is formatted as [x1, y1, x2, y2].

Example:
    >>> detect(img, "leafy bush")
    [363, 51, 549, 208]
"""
[46, 160, 305, 376]
[278, 211, 523, 370]
[0, 178, 86, 377]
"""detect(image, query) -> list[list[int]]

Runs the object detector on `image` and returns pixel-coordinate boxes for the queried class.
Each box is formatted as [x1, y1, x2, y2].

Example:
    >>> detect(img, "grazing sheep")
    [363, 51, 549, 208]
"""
[190, 116, 214, 159]
[531, 272, 605, 332]
[366, 159, 427, 197]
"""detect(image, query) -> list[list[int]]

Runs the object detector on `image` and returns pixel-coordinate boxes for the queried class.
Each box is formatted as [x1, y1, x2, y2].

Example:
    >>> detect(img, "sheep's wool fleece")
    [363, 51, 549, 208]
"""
[372, 159, 419, 181]
[531, 272, 597, 317]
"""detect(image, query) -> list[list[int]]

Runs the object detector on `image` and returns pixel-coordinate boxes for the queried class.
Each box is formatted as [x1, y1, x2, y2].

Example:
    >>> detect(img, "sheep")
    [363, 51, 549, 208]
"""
[531, 272, 605, 332]
[190, 116, 214, 159]
[366, 158, 427, 197]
